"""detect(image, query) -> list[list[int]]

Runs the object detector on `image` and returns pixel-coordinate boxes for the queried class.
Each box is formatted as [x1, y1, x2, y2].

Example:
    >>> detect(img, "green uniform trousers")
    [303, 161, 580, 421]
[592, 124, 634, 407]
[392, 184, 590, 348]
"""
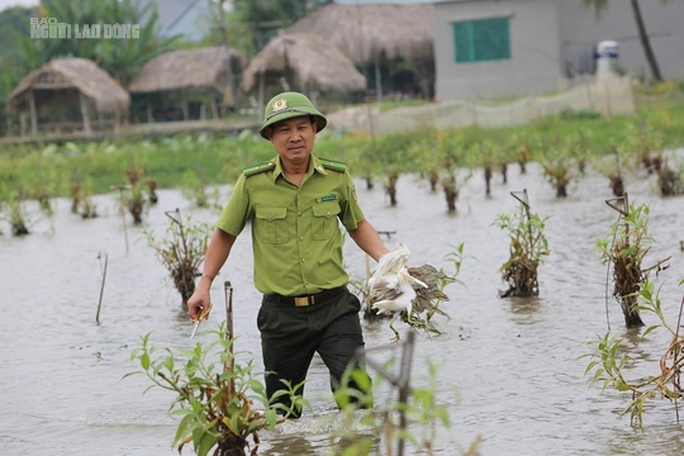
[258, 287, 369, 417]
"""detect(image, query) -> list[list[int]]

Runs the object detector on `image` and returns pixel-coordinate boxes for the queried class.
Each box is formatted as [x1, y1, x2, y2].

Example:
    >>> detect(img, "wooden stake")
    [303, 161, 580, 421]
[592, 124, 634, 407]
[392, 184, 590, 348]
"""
[96, 252, 108, 324]
[224, 281, 235, 397]
[605, 192, 629, 216]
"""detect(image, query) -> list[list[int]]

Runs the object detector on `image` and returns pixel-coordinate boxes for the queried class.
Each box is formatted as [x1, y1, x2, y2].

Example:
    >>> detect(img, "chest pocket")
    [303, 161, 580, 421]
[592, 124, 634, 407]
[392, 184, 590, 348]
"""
[255, 206, 288, 244]
[311, 202, 341, 240]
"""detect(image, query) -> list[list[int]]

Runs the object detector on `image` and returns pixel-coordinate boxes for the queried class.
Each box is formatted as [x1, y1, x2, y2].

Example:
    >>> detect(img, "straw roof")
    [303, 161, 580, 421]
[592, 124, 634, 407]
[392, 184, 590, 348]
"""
[128, 46, 246, 93]
[286, 3, 434, 64]
[6, 57, 130, 114]
[240, 32, 366, 94]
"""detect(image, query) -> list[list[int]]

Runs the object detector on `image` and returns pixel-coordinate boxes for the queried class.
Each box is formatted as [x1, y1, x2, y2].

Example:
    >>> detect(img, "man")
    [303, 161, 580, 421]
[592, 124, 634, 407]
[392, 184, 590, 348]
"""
[187, 91, 389, 417]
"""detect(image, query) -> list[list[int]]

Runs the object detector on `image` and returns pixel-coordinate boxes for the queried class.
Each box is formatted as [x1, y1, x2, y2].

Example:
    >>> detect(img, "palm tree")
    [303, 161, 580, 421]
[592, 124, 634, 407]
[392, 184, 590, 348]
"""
[16, 0, 178, 86]
[582, 0, 664, 81]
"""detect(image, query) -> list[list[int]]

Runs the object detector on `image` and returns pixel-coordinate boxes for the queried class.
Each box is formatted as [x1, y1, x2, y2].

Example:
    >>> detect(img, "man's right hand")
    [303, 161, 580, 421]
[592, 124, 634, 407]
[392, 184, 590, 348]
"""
[187, 288, 211, 321]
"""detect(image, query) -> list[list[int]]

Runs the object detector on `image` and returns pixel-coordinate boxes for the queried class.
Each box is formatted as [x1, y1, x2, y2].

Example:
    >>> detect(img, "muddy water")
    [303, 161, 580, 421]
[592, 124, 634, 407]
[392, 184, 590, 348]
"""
[1, 160, 684, 456]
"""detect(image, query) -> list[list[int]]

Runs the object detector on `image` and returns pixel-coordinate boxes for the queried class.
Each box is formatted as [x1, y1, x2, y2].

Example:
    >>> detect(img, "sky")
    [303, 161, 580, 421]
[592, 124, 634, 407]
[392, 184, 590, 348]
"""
[0, 0, 36, 10]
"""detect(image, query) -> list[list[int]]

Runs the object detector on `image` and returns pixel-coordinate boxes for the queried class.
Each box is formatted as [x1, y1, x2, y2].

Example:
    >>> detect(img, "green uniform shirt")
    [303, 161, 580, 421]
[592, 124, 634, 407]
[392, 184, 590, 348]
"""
[216, 154, 365, 296]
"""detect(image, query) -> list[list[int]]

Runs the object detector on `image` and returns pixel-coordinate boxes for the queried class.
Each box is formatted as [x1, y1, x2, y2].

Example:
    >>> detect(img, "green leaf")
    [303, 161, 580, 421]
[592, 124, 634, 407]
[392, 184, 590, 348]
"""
[615, 381, 631, 392]
[265, 409, 278, 429]
[140, 352, 150, 370]
[196, 431, 219, 456]
[642, 325, 660, 337]
[173, 413, 196, 446]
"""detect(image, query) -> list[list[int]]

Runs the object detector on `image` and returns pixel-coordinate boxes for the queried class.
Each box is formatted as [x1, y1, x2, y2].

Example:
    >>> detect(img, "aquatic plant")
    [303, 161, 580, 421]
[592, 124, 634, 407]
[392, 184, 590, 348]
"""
[474, 140, 503, 197]
[584, 277, 684, 427]
[655, 156, 684, 197]
[180, 169, 217, 209]
[145, 210, 211, 306]
[592, 141, 632, 197]
[148, 179, 159, 204]
[625, 121, 664, 174]
[70, 176, 98, 218]
[407, 137, 442, 193]
[597, 202, 652, 328]
[440, 143, 471, 214]
[537, 140, 577, 198]
[0, 187, 30, 236]
[507, 133, 534, 174]
[384, 170, 400, 207]
[126, 324, 305, 456]
[493, 191, 550, 297]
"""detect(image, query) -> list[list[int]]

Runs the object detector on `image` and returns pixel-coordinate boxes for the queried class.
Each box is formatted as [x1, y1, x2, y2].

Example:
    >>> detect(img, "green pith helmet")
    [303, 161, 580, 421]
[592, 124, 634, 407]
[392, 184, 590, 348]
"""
[259, 92, 327, 139]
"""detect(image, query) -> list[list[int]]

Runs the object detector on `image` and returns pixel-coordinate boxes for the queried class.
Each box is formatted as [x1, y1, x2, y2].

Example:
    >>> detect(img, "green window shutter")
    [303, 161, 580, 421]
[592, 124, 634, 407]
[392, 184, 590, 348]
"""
[453, 17, 511, 63]
[453, 21, 472, 63]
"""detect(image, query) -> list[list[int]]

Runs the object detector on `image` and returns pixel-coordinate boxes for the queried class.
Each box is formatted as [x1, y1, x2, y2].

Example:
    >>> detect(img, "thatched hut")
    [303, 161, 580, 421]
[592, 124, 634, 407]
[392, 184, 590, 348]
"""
[240, 32, 366, 117]
[6, 57, 130, 136]
[128, 46, 246, 121]
[286, 3, 435, 101]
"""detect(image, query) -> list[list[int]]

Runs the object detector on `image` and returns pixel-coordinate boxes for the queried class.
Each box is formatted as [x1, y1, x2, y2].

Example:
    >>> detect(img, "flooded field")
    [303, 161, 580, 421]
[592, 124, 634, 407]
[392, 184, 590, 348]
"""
[1, 159, 683, 455]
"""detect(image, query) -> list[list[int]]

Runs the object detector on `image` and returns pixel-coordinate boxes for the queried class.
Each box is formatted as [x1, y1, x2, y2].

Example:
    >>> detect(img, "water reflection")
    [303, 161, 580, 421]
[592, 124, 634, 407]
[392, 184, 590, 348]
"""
[261, 435, 317, 456]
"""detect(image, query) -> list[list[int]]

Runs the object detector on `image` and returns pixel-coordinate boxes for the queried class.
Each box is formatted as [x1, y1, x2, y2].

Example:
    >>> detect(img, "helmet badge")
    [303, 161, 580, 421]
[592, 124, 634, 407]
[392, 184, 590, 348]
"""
[273, 99, 287, 111]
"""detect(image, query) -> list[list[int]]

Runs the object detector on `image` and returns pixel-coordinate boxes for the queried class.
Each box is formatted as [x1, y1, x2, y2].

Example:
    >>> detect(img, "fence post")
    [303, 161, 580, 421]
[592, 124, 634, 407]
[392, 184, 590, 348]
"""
[95, 252, 108, 324]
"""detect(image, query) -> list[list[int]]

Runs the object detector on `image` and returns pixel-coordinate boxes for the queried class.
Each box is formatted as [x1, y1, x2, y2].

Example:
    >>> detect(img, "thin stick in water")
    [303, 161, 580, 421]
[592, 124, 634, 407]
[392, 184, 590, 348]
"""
[96, 252, 108, 324]
[224, 281, 235, 397]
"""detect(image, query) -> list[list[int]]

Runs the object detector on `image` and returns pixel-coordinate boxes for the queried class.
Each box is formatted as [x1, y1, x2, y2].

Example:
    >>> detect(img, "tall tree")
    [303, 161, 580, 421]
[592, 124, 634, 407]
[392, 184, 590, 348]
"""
[0, 6, 35, 135]
[583, 0, 665, 81]
[15, 0, 179, 85]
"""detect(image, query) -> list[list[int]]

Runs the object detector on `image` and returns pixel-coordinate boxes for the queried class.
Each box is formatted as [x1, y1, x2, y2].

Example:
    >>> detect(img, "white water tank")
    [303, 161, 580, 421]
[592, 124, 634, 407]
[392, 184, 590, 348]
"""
[595, 40, 619, 79]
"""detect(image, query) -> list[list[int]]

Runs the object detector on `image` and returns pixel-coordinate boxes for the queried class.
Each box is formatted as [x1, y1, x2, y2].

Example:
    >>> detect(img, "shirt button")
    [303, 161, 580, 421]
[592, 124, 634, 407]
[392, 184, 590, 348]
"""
[298, 212, 303, 217]
[301, 258, 306, 263]
[316, 197, 322, 203]
[326, 211, 331, 216]
[299, 235, 304, 241]
[305, 281, 309, 285]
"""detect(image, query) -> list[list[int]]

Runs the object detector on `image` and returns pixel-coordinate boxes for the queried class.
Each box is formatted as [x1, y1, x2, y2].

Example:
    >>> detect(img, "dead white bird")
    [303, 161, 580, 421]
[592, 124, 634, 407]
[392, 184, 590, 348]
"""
[367, 244, 428, 339]
[371, 266, 427, 315]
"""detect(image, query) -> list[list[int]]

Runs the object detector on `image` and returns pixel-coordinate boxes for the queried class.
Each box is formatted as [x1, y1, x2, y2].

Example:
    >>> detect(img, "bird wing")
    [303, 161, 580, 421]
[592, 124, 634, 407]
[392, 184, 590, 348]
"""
[372, 284, 416, 315]
[369, 276, 401, 302]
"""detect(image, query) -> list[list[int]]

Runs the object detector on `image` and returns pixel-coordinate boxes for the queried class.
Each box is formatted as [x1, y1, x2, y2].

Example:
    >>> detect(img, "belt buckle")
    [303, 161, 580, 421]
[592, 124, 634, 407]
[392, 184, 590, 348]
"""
[294, 296, 309, 307]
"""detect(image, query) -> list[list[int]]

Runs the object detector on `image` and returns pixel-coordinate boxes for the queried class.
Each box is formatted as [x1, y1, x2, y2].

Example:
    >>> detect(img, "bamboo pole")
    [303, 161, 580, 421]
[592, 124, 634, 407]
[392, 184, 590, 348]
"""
[95, 252, 108, 324]
[224, 281, 235, 397]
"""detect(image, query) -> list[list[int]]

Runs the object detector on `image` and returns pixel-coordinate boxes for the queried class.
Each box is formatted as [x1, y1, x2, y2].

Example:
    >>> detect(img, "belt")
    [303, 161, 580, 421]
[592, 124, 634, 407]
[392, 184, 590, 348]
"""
[265, 286, 346, 307]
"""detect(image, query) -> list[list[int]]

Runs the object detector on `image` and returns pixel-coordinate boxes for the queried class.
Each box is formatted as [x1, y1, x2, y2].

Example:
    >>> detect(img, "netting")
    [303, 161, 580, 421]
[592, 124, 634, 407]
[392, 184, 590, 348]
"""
[327, 76, 636, 135]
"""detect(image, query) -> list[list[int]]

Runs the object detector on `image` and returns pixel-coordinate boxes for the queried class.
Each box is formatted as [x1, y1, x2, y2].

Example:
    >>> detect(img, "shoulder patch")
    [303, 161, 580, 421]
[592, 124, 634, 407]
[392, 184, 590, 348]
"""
[243, 161, 275, 177]
[319, 157, 347, 173]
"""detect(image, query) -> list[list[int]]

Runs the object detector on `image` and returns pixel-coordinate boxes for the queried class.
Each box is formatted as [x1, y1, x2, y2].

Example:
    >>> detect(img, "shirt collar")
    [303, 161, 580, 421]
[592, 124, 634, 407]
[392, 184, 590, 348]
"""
[271, 154, 328, 182]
